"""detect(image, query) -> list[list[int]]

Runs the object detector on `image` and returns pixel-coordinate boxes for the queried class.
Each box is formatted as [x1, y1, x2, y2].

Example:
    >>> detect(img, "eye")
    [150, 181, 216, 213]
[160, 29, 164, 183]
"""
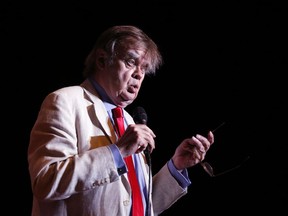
[125, 58, 136, 67]
[141, 64, 149, 74]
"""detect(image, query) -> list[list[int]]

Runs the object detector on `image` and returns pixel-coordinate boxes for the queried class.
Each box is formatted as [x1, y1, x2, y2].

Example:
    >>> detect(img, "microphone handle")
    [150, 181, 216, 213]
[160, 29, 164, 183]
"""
[144, 149, 151, 166]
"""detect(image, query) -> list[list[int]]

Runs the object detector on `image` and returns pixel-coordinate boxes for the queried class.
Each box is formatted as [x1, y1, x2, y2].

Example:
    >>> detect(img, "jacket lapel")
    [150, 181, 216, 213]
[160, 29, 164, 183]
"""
[81, 79, 117, 144]
[80, 79, 149, 194]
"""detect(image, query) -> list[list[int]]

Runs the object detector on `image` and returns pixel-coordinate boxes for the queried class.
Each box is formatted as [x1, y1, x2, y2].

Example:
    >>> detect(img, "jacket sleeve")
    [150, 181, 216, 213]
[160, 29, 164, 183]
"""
[28, 87, 119, 200]
[152, 164, 188, 215]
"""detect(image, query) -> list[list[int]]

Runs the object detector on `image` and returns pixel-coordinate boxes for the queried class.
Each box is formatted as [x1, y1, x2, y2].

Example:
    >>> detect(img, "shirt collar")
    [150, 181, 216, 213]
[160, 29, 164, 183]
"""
[89, 77, 116, 112]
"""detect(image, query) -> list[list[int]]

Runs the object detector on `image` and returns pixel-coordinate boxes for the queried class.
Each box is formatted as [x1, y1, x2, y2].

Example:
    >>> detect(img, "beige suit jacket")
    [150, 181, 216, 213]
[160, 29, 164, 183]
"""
[28, 79, 187, 216]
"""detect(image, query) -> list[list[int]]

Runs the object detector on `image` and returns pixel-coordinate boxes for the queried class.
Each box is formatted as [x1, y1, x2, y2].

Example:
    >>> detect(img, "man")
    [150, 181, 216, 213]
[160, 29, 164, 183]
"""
[28, 25, 214, 216]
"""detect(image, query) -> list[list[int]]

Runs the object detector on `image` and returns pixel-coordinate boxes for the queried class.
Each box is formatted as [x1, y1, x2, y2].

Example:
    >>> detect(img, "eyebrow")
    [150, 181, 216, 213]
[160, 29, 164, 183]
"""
[125, 50, 141, 59]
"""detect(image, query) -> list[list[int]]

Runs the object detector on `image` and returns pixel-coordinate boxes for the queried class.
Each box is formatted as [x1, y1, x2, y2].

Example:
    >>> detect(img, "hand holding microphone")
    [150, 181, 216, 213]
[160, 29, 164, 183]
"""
[116, 106, 155, 158]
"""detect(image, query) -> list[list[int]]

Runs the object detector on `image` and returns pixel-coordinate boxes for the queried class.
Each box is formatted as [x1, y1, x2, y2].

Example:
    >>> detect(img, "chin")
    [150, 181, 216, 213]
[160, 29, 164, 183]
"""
[123, 100, 133, 107]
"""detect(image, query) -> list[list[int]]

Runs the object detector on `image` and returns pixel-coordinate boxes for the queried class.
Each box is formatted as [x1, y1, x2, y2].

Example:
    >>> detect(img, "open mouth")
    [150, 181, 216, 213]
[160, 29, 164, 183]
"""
[127, 85, 137, 94]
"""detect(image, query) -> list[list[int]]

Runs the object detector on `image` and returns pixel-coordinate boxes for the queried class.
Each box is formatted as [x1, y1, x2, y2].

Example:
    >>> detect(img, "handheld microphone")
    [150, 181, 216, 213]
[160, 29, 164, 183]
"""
[132, 106, 151, 163]
[133, 106, 148, 125]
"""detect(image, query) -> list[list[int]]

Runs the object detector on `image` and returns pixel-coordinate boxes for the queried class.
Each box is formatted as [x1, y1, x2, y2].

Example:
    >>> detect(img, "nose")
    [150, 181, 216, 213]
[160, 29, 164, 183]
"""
[132, 66, 145, 80]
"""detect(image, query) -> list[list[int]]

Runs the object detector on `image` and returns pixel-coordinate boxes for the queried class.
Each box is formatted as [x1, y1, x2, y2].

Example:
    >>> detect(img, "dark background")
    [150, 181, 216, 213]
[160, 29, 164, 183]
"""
[2, 1, 287, 215]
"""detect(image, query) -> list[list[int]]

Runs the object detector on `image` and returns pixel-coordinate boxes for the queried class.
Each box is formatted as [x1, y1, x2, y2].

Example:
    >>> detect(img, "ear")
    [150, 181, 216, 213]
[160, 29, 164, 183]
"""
[95, 49, 108, 69]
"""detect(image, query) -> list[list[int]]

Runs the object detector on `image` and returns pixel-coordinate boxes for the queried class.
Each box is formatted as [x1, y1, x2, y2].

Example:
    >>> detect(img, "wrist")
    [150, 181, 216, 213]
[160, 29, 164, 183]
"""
[171, 157, 183, 171]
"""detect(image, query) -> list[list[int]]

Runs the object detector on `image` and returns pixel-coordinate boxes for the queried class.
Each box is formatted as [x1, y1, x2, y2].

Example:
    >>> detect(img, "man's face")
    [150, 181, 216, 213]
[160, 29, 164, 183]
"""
[99, 48, 149, 107]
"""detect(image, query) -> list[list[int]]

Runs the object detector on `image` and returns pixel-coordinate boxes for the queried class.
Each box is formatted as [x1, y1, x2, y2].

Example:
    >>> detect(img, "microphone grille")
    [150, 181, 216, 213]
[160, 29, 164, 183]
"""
[133, 106, 148, 124]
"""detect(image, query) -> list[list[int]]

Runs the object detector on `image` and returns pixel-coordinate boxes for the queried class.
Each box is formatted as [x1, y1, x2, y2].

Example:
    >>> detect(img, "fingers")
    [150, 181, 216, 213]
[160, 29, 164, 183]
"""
[138, 133, 155, 154]
[123, 124, 156, 154]
[186, 133, 214, 161]
[207, 131, 214, 144]
[192, 133, 214, 152]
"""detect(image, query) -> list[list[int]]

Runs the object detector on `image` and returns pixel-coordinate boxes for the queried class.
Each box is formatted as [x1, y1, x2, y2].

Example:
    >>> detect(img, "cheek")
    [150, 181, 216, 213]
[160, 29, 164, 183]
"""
[122, 68, 133, 78]
[120, 71, 133, 84]
[113, 73, 130, 92]
[111, 68, 126, 83]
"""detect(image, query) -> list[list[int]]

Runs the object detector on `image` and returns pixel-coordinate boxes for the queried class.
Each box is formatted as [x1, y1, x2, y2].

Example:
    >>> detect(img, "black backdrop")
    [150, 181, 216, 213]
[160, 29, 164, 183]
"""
[3, 1, 287, 215]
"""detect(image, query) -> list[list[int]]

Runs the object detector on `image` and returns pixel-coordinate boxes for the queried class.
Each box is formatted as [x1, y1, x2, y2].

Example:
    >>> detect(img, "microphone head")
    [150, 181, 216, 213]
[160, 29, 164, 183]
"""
[133, 106, 148, 124]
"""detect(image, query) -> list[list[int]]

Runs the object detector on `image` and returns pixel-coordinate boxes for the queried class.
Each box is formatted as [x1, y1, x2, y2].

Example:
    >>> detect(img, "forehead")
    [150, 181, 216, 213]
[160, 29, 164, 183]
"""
[115, 37, 150, 57]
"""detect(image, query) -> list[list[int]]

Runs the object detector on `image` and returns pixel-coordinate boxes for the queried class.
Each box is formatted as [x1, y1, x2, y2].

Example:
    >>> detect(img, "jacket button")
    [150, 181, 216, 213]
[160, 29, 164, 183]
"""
[123, 200, 130, 206]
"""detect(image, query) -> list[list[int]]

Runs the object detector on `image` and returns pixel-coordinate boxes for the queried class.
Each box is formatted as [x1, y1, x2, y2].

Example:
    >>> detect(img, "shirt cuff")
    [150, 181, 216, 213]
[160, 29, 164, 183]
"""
[108, 144, 127, 175]
[167, 159, 191, 188]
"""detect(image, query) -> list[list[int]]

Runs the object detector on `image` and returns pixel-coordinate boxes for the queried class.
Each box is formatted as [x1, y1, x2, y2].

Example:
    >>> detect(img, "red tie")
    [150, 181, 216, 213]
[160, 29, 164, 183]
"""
[112, 107, 144, 216]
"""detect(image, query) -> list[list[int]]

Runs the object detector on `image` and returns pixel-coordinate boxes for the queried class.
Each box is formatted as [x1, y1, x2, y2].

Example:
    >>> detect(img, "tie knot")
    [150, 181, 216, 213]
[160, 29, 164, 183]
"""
[112, 107, 123, 118]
